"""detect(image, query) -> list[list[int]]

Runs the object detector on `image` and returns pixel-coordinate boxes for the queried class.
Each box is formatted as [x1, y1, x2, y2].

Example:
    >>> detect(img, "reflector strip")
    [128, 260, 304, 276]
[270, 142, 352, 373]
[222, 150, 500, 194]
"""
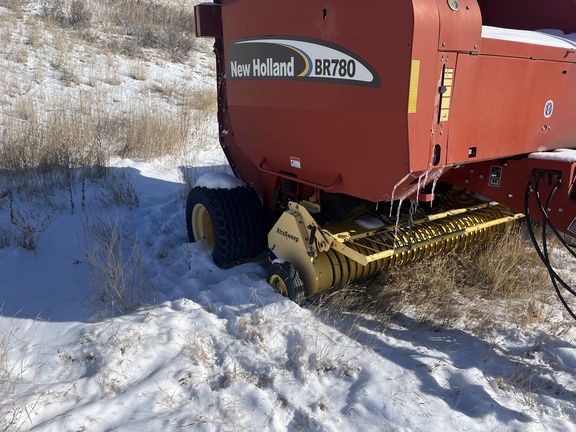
[408, 60, 420, 114]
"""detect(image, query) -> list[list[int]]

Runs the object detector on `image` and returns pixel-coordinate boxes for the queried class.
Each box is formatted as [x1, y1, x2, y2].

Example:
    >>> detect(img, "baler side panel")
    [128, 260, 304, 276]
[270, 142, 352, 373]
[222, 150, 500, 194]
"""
[435, 0, 482, 52]
[407, 0, 443, 172]
[447, 54, 576, 164]
[213, 0, 576, 203]
[219, 0, 424, 203]
[406, 0, 482, 184]
[444, 157, 576, 240]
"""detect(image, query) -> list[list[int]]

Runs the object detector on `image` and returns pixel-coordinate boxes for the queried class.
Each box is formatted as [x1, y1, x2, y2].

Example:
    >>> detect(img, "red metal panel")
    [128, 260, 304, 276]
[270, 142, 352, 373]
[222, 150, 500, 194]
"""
[220, 0, 433, 202]
[207, 0, 576, 206]
[436, 0, 482, 52]
[194, 3, 222, 38]
[407, 0, 444, 172]
[480, 38, 576, 63]
[447, 52, 576, 164]
[444, 157, 576, 238]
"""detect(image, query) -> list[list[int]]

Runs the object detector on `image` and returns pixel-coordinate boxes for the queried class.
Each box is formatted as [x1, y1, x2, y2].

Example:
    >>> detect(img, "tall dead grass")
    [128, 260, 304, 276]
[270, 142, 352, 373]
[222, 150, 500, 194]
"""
[0, 94, 192, 177]
[0, 0, 218, 259]
[315, 225, 554, 334]
[40, 0, 197, 61]
[1, 0, 24, 19]
[106, 0, 196, 60]
[116, 104, 191, 159]
[81, 212, 145, 316]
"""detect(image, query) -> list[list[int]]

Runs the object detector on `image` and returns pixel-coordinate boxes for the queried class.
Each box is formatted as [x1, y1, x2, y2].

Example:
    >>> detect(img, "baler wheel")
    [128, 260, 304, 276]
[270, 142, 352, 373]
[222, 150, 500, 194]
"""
[185, 185, 266, 268]
[267, 261, 305, 305]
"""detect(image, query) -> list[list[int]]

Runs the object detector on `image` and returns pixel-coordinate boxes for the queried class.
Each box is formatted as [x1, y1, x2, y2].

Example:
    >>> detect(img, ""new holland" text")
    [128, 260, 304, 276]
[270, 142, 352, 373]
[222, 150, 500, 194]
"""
[230, 58, 295, 78]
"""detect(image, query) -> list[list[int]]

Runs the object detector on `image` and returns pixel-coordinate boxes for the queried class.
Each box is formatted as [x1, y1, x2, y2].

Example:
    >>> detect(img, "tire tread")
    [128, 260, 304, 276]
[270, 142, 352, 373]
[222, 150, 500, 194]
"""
[186, 184, 266, 268]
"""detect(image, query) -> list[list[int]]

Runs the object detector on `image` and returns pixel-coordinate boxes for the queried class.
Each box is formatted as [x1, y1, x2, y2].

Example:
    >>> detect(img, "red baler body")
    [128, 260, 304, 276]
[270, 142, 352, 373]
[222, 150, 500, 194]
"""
[196, 0, 576, 236]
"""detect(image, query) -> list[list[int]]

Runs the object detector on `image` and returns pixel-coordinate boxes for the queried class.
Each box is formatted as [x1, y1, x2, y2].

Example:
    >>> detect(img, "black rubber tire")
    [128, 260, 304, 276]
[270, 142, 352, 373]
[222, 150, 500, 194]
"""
[266, 261, 306, 306]
[185, 184, 266, 269]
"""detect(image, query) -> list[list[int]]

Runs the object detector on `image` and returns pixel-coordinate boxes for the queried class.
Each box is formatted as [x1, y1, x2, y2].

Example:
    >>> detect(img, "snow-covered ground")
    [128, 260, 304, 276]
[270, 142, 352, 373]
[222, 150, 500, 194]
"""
[2, 159, 576, 431]
[2, 158, 576, 432]
[1, 2, 576, 431]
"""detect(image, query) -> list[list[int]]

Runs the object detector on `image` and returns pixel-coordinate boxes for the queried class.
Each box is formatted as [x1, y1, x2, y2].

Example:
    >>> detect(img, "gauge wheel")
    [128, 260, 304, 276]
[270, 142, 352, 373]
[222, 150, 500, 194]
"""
[185, 184, 266, 269]
[267, 261, 305, 305]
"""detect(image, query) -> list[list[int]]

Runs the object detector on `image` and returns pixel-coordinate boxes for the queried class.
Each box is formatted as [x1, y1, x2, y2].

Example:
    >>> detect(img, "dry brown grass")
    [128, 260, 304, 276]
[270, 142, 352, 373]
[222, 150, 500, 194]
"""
[2, 0, 24, 18]
[0, 90, 195, 178]
[1, 106, 90, 173]
[41, 0, 91, 29]
[25, 16, 43, 48]
[39, 0, 198, 61]
[13, 95, 36, 121]
[129, 61, 148, 81]
[190, 86, 218, 112]
[147, 80, 217, 112]
[315, 225, 554, 334]
[105, 0, 196, 60]
[81, 211, 145, 316]
[116, 104, 190, 160]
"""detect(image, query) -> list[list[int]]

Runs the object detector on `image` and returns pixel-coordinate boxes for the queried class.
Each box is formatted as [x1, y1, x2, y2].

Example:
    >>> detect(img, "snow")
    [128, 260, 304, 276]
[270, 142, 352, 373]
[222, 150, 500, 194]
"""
[2, 141, 576, 432]
[355, 216, 385, 230]
[0, 3, 576, 431]
[529, 149, 576, 163]
[194, 171, 246, 189]
[482, 26, 576, 49]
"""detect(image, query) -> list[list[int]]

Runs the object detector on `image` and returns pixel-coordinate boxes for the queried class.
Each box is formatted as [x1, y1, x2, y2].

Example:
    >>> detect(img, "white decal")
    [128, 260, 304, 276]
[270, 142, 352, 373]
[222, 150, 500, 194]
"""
[290, 157, 301, 169]
[229, 37, 380, 87]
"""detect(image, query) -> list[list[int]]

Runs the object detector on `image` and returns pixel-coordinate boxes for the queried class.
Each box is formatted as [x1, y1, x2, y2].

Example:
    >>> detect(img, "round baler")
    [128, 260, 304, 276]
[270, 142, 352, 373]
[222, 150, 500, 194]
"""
[189, 0, 576, 314]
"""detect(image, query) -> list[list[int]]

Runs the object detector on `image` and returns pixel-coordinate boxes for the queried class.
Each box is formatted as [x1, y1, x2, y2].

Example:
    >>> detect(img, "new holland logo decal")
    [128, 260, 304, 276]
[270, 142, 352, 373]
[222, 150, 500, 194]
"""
[228, 37, 381, 87]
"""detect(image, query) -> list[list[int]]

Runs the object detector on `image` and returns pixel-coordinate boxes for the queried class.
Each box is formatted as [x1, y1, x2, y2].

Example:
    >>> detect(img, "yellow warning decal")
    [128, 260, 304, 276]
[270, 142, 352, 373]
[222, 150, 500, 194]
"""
[408, 60, 420, 114]
[439, 67, 453, 122]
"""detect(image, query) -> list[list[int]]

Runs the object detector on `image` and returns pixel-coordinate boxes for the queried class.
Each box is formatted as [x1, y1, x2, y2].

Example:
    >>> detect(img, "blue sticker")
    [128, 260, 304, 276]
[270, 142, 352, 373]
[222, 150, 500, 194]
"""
[544, 100, 554, 118]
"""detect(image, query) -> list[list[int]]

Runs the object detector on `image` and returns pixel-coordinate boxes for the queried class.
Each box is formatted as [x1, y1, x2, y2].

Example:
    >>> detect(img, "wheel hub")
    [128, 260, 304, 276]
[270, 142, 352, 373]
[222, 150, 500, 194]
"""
[192, 203, 214, 248]
[269, 274, 288, 297]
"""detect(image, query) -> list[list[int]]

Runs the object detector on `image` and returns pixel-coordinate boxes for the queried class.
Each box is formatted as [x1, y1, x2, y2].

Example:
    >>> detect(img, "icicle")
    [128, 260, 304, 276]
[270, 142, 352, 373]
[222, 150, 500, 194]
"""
[389, 172, 411, 217]
[388, 167, 445, 249]
[393, 198, 404, 250]
[429, 175, 440, 208]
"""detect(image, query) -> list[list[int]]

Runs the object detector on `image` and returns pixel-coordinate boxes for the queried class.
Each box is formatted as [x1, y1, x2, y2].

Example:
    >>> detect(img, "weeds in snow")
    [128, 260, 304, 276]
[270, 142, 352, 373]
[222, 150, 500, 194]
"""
[9, 206, 56, 251]
[81, 212, 145, 316]
[95, 169, 140, 210]
[0, 310, 78, 431]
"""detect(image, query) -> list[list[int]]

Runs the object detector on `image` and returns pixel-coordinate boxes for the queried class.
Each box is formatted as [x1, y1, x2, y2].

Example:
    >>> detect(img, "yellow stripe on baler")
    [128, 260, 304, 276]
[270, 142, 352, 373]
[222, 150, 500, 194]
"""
[408, 60, 420, 114]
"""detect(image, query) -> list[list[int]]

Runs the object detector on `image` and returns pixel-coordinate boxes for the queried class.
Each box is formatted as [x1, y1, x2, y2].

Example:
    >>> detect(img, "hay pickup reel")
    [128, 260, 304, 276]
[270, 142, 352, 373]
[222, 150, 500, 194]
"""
[190, 0, 576, 317]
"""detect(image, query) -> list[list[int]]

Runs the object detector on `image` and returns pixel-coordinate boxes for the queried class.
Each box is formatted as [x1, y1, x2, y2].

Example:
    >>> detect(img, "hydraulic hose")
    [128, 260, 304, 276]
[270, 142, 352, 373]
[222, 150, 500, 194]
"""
[524, 171, 576, 321]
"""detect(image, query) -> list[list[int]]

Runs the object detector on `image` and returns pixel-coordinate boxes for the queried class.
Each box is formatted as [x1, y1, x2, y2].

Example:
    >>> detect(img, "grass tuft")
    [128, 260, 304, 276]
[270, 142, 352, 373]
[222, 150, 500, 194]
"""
[81, 212, 145, 316]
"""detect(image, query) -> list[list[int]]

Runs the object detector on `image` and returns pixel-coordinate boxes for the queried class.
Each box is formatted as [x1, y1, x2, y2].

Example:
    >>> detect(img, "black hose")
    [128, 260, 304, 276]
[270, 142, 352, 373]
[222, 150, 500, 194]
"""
[524, 171, 576, 321]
